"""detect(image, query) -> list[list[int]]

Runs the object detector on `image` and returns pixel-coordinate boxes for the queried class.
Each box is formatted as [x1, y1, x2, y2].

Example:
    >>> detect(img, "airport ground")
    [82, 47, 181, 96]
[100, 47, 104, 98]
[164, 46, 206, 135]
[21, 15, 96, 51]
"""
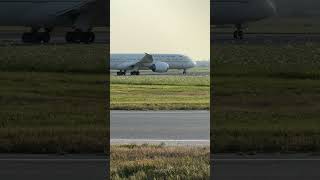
[110, 111, 210, 179]
[3, 21, 320, 178]
[212, 32, 320, 178]
[0, 44, 108, 153]
[110, 111, 209, 144]
[0, 43, 209, 178]
[111, 71, 209, 110]
[212, 43, 320, 153]
[111, 144, 209, 179]
[212, 154, 320, 180]
[0, 154, 107, 180]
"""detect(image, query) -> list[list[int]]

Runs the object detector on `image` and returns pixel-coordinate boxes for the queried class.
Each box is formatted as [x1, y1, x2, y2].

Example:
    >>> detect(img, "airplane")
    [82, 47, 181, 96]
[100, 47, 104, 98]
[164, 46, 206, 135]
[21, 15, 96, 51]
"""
[110, 53, 196, 75]
[0, 0, 108, 43]
[211, 0, 277, 39]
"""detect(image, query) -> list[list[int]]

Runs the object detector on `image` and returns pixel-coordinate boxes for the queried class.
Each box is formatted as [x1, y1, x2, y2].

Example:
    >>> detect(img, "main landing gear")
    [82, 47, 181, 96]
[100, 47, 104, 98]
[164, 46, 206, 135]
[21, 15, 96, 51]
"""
[130, 71, 140, 75]
[183, 69, 187, 75]
[116, 70, 140, 76]
[65, 30, 95, 43]
[22, 28, 51, 43]
[233, 24, 244, 40]
[117, 70, 126, 76]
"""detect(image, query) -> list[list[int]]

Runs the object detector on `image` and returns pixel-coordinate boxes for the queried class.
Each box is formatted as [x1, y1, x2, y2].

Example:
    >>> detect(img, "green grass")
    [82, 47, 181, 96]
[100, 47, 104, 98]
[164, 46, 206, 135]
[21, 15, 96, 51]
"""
[0, 44, 108, 153]
[0, 44, 107, 73]
[111, 144, 210, 179]
[212, 43, 320, 153]
[0, 72, 107, 153]
[111, 76, 209, 110]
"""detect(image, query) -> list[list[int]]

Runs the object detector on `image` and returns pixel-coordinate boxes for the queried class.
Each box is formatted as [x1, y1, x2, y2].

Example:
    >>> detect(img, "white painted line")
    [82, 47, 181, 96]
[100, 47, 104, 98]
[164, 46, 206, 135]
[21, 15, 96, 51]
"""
[111, 111, 209, 114]
[212, 159, 320, 161]
[111, 139, 209, 142]
[111, 139, 210, 146]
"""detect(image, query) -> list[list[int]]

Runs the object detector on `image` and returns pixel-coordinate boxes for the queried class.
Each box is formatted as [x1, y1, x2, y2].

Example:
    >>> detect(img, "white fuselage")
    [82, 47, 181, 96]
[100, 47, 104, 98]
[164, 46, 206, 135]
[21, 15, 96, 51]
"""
[110, 54, 196, 71]
[0, 0, 79, 26]
[211, 0, 276, 25]
[0, 0, 107, 27]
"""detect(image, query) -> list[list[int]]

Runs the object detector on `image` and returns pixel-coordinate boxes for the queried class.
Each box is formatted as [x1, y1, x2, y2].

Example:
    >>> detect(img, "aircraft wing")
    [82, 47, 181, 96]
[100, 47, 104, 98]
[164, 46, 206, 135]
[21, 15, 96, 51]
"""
[117, 53, 154, 70]
[55, 0, 95, 17]
[55, 0, 108, 27]
[138, 53, 154, 65]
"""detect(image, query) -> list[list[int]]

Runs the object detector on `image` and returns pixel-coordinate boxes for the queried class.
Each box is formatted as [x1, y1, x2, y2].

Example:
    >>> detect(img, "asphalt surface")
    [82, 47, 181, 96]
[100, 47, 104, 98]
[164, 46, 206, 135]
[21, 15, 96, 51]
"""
[110, 111, 210, 145]
[110, 69, 209, 76]
[2, 31, 320, 45]
[0, 31, 109, 44]
[0, 154, 108, 180]
[212, 154, 320, 180]
[212, 32, 320, 44]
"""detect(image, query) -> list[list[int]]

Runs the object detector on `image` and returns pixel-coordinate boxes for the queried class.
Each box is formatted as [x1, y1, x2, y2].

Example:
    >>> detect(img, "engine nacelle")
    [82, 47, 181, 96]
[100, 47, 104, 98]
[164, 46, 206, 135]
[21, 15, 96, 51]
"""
[150, 62, 169, 73]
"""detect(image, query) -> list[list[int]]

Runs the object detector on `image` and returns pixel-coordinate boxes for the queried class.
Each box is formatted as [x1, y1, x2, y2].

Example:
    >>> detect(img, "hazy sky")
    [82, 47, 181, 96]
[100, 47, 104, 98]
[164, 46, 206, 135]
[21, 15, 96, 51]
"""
[110, 0, 210, 60]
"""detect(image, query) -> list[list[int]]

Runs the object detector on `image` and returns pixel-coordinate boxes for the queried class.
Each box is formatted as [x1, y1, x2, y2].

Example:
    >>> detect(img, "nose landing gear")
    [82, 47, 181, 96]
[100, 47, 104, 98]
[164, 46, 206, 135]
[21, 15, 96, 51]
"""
[233, 24, 244, 40]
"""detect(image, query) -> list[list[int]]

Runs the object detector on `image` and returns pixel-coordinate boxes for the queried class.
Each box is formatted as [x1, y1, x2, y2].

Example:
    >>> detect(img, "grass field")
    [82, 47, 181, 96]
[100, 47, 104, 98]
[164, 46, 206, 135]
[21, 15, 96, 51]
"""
[111, 75, 209, 110]
[111, 144, 210, 179]
[212, 43, 320, 153]
[0, 44, 108, 153]
[0, 44, 107, 73]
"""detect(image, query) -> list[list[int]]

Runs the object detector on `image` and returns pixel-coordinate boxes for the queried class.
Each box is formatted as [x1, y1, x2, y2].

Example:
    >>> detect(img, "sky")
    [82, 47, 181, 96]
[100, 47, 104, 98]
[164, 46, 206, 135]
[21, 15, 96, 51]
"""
[110, 0, 210, 60]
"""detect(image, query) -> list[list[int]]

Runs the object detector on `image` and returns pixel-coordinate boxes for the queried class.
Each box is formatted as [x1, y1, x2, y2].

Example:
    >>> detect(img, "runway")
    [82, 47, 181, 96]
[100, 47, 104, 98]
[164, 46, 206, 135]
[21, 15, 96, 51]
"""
[110, 111, 210, 145]
[212, 32, 320, 44]
[110, 70, 209, 76]
[0, 154, 108, 180]
[3, 31, 320, 45]
[212, 154, 320, 180]
[0, 31, 109, 44]
[2, 31, 318, 45]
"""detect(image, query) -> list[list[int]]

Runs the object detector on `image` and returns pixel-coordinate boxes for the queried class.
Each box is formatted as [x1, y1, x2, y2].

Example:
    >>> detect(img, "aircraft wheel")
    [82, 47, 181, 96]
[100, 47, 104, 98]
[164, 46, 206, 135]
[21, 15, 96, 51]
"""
[233, 30, 244, 40]
[88, 32, 95, 43]
[80, 32, 95, 44]
[22, 31, 50, 44]
[117, 71, 126, 76]
[22, 32, 41, 43]
[238, 31, 244, 40]
[80, 33, 89, 44]
[66, 32, 75, 43]
[22, 33, 33, 43]
[41, 32, 50, 43]
[233, 31, 238, 39]
[65, 32, 80, 43]
[130, 71, 140, 75]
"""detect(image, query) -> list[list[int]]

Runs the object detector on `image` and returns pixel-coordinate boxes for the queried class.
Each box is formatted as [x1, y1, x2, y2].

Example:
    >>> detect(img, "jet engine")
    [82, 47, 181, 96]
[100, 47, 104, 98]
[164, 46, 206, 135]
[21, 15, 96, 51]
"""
[150, 62, 169, 73]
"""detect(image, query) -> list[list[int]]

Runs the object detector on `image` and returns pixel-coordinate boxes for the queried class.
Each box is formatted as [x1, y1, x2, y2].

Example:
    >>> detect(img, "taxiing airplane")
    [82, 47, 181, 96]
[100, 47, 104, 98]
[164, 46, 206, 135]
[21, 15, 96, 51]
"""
[211, 0, 277, 39]
[0, 0, 108, 43]
[110, 53, 196, 75]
